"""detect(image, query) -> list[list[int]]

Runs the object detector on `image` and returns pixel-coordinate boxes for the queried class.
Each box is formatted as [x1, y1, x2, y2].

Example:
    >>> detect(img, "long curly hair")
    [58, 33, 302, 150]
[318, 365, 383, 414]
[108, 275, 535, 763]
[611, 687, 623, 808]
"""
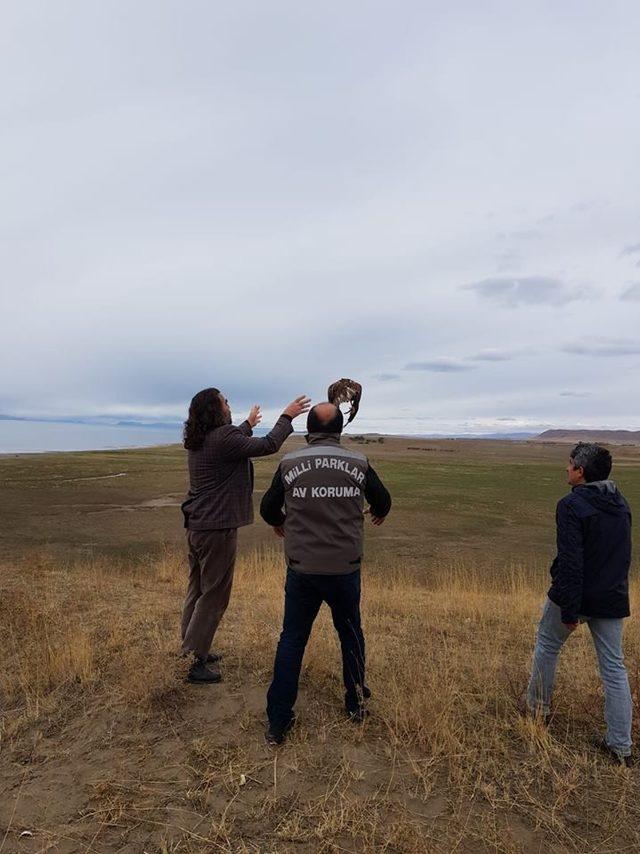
[183, 388, 227, 450]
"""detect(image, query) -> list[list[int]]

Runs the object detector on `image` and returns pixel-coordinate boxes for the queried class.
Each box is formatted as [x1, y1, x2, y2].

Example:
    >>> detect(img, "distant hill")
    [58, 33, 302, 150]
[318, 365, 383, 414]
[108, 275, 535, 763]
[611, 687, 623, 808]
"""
[535, 429, 640, 444]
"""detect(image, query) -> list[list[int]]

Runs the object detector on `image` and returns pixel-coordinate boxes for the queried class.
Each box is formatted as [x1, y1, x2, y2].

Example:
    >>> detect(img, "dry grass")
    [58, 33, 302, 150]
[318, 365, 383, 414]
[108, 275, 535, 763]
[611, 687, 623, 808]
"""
[1, 548, 640, 853]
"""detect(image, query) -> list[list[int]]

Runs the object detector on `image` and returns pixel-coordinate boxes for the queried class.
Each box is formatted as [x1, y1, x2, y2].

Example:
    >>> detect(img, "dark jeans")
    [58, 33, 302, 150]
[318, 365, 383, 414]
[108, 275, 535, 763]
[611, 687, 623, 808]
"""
[267, 568, 365, 729]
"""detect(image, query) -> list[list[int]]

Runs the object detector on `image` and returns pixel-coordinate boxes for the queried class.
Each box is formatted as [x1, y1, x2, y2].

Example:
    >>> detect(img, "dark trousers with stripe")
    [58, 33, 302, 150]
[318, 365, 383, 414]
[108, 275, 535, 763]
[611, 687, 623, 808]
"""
[267, 567, 365, 729]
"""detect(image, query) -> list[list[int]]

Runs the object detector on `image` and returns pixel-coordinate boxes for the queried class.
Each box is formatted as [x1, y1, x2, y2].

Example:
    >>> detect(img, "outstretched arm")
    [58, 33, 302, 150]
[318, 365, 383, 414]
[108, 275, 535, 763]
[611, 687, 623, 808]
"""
[220, 396, 311, 460]
[221, 415, 293, 459]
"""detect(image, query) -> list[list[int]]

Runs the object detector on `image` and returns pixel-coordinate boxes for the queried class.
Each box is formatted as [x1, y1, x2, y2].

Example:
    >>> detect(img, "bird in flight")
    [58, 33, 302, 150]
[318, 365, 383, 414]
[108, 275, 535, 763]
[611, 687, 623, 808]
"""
[327, 378, 362, 424]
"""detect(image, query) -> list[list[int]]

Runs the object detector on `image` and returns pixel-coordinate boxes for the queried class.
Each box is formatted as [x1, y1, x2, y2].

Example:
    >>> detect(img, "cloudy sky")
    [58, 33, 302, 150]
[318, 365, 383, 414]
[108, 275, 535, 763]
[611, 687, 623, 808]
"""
[1, 1, 639, 434]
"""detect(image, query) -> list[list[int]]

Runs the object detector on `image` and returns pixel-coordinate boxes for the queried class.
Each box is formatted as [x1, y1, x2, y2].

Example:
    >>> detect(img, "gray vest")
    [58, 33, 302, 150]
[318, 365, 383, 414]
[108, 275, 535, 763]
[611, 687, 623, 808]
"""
[279, 437, 368, 574]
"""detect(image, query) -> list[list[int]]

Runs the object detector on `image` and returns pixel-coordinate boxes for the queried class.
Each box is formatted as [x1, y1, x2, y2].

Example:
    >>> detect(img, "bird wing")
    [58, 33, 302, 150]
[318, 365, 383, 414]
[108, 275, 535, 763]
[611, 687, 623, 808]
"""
[327, 378, 362, 424]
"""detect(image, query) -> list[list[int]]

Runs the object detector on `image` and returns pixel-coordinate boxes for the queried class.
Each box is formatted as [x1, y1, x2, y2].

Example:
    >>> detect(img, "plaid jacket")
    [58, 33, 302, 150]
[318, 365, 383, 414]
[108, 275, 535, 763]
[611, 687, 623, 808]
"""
[181, 415, 293, 531]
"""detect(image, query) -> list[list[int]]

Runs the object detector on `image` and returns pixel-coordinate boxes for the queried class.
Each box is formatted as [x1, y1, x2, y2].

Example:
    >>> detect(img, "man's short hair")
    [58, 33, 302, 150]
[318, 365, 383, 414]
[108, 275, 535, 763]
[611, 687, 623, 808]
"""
[307, 403, 344, 434]
[570, 442, 612, 482]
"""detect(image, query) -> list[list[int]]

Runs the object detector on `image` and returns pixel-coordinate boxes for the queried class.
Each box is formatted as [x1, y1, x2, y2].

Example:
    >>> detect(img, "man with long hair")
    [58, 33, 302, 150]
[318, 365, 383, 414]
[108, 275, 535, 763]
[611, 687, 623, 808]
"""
[181, 388, 310, 683]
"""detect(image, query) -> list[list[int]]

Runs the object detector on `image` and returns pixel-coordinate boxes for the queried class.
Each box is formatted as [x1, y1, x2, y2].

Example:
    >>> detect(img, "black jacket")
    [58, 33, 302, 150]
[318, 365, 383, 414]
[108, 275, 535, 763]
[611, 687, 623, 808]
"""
[260, 433, 391, 574]
[548, 480, 632, 623]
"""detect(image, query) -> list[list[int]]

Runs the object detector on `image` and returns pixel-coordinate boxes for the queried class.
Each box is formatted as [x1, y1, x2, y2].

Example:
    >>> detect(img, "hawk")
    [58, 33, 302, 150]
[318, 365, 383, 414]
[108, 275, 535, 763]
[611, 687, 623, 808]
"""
[327, 378, 362, 425]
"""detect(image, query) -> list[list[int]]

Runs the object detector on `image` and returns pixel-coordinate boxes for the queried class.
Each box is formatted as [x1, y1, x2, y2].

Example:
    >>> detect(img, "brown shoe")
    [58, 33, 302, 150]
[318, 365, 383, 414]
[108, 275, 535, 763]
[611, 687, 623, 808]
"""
[187, 658, 221, 684]
[179, 650, 220, 662]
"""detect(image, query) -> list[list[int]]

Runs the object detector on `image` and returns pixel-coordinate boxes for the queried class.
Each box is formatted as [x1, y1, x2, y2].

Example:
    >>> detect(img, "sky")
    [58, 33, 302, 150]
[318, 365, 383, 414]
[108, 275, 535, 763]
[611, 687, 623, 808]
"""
[1, 1, 639, 435]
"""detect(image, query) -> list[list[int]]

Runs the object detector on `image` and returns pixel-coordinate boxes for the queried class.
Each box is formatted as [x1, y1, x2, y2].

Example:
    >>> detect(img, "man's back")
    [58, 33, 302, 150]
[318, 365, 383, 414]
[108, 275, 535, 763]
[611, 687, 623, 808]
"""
[280, 438, 368, 573]
[261, 433, 391, 574]
[262, 402, 392, 743]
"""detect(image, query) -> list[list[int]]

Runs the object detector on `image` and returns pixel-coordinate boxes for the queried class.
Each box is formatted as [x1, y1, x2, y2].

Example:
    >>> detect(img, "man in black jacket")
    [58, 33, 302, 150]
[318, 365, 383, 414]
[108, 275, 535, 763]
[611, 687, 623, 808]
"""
[525, 443, 633, 764]
[260, 402, 391, 744]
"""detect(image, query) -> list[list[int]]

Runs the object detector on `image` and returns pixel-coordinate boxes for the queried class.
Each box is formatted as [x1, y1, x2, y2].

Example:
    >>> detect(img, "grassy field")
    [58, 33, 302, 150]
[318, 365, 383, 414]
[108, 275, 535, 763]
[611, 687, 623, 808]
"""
[2, 435, 639, 567]
[1, 437, 639, 852]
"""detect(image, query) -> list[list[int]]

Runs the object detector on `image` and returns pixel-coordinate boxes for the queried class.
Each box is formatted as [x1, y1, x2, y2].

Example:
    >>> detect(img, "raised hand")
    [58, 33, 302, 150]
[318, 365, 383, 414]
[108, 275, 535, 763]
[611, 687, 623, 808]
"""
[247, 405, 262, 428]
[283, 395, 312, 420]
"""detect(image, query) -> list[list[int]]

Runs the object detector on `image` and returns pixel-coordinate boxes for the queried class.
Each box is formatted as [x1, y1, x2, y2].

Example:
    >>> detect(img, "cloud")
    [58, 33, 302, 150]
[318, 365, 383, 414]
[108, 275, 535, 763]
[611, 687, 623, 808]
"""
[494, 250, 523, 272]
[497, 229, 541, 240]
[559, 391, 592, 398]
[372, 373, 400, 381]
[570, 201, 598, 214]
[464, 277, 587, 307]
[405, 359, 475, 373]
[562, 338, 640, 357]
[621, 243, 640, 256]
[467, 349, 516, 362]
[620, 283, 640, 301]
[1, 4, 639, 435]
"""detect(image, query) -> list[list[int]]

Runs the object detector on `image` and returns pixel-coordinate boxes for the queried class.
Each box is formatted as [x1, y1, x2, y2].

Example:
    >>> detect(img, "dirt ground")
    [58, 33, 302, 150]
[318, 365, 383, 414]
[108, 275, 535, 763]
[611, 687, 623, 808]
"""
[3, 544, 640, 854]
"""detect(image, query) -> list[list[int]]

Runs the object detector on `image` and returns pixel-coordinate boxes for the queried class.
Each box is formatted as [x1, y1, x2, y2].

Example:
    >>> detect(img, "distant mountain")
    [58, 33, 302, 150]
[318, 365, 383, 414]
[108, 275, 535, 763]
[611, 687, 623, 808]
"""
[0, 413, 85, 424]
[115, 420, 181, 430]
[448, 432, 538, 440]
[535, 429, 640, 444]
[396, 432, 538, 440]
[0, 414, 271, 435]
[0, 414, 180, 429]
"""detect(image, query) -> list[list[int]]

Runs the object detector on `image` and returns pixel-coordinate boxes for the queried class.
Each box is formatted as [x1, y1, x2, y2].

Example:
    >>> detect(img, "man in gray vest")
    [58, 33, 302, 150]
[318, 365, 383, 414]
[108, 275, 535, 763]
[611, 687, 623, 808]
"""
[260, 402, 391, 744]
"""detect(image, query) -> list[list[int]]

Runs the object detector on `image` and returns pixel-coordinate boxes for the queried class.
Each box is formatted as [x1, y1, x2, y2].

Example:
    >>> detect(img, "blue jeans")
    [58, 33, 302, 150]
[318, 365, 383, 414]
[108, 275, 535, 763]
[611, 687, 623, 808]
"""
[267, 568, 365, 730]
[527, 597, 633, 757]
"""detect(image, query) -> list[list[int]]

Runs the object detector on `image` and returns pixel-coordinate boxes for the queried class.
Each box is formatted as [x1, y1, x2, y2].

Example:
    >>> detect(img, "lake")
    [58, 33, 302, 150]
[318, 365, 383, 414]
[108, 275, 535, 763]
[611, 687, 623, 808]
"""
[0, 420, 182, 454]
[0, 420, 275, 454]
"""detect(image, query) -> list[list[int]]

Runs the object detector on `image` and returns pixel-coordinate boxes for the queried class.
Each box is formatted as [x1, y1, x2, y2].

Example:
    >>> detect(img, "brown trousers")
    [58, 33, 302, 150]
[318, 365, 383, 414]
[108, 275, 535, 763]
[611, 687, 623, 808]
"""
[181, 528, 237, 660]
